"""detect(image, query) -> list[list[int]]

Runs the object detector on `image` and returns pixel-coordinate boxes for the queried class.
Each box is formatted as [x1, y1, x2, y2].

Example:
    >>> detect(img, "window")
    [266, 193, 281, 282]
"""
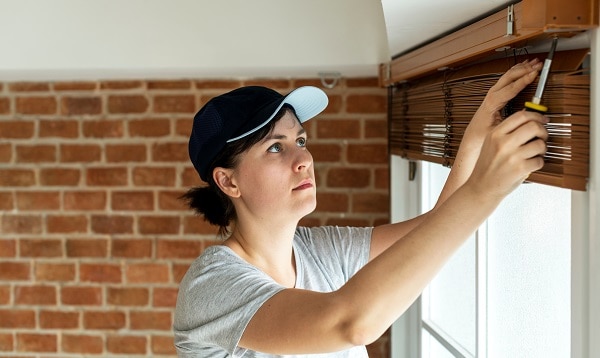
[419, 162, 571, 357]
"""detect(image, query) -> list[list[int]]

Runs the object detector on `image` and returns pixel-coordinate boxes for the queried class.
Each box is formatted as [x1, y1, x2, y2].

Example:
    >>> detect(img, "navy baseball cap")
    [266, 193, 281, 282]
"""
[189, 86, 328, 182]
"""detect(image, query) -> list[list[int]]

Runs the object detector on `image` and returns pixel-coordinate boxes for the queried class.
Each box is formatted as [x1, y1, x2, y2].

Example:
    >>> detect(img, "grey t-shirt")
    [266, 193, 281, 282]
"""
[174, 226, 373, 357]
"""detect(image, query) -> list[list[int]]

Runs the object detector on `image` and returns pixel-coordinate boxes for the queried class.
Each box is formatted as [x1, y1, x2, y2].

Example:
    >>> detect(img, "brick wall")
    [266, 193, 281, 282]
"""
[0, 77, 390, 357]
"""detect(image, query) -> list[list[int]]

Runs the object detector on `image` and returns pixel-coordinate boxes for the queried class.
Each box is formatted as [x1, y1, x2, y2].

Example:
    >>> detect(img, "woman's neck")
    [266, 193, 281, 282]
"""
[224, 220, 298, 288]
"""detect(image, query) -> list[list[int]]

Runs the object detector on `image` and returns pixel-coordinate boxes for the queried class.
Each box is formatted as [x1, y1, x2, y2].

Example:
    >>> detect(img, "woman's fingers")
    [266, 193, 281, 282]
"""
[483, 59, 543, 112]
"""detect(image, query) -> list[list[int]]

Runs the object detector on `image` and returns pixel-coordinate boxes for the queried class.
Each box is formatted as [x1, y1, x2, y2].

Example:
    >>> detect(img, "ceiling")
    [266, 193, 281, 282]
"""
[382, 0, 514, 57]
[0, 0, 518, 81]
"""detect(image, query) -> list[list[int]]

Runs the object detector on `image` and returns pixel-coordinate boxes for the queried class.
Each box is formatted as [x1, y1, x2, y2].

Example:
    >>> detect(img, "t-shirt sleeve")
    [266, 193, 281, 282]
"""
[173, 248, 285, 356]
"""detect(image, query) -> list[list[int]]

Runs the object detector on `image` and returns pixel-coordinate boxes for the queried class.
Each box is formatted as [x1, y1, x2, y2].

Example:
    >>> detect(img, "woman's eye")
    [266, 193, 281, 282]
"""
[267, 143, 283, 153]
[296, 137, 307, 147]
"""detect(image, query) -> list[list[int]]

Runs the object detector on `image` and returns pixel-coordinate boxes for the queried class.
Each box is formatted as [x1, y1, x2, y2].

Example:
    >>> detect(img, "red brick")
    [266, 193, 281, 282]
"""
[107, 287, 149, 306]
[0, 143, 11, 162]
[153, 287, 178, 307]
[0, 192, 13, 211]
[326, 217, 370, 227]
[39, 119, 79, 138]
[316, 119, 360, 139]
[0, 332, 13, 351]
[316, 192, 349, 212]
[111, 191, 154, 211]
[322, 94, 343, 114]
[16, 333, 57, 352]
[60, 144, 101, 162]
[132, 167, 176, 186]
[126, 263, 169, 283]
[0, 286, 9, 304]
[60, 96, 102, 115]
[62, 334, 103, 354]
[365, 118, 388, 138]
[129, 118, 170, 137]
[46, 214, 88, 233]
[35, 262, 76, 282]
[152, 142, 188, 161]
[352, 193, 390, 213]
[158, 190, 187, 211]
[0, 120, 34, 138]
[175, 118, 192, 136]
[0, 239, 16, 257]
[83, 119, 124, 138]
[64, 190, 106, 210]
[83, 311, 126, 329]
[347, 143, 388, 164]
[19, 239, 63, 257]
[346, 93, 387, 114]
[309, 143, 342, 162]
[39, 168, 80, 186]
[91, 215, 134, 234]
[106, 144, 147, 162]
[156, 239, 201, 259]
[53, 81, 97, 91]
[111, 239, 152, 258]
[0, 309, 35, 328]
[1, 215, 42, 234]
[101, 80, 142, 89]
[173, 263, 191, 284]
[152, 335, 177, 355]
[346, 77, 380, 87]
[107, 335, 146, 354]
[80, 263, 122, 283]
[138, 215, 179, 235]
[326, 168, 370, 188]
[61, 286, 102, 305]
[40, 310, 80, 329]
[243, 79, 291, 89]
[86, 167, 128, 186]
[147, 80, 191, 90]
[16, 191, 60, 210]
[66, 239, 108, 258]
[108, 95, 148, 113]
[0, 169, 35, 186]
[15, 285, 57, 305]
[0, 97, 10, 114]
[182, 215, 219, 235]
[194, 79, 241, 89]
[9, 82, 50, 92]
[15, 144, 56, 163]
[16, 96, 57, 115]
[375, 167, 389, 189]
[153, 94, 195, 113]
[181, 166, 203, 187]
[130, 310, 172, 330]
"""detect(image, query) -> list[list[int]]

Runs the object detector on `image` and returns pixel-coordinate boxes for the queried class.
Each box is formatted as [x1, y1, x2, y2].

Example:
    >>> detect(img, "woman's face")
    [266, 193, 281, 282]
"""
[230, 111, 316, 222]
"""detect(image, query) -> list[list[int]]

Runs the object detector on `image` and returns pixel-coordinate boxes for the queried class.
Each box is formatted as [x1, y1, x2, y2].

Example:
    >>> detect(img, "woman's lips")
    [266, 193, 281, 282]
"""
[293, 180, 314, 190]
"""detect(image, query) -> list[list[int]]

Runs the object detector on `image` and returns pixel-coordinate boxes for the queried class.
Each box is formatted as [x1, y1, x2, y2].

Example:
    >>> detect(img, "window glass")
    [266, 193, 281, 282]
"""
[421, 163, 477, 355]
[486, 183, 571, 357]
[422, 329, 456, 358]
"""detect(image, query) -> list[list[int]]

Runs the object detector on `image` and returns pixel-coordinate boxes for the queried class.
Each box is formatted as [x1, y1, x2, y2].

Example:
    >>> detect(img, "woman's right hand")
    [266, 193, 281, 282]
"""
[466, 109, 549, 200]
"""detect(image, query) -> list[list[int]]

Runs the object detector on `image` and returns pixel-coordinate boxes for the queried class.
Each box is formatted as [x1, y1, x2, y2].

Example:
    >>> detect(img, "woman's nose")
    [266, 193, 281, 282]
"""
[294, 148, 313, 172]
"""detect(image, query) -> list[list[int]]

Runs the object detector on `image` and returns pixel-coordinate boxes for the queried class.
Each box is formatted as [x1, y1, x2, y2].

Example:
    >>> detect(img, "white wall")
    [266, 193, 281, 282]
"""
[0, 0, 389, 81]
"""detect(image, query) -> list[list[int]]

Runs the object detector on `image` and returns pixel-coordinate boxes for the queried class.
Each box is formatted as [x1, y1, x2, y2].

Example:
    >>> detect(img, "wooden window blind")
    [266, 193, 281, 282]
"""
[389, 50, 590, 190]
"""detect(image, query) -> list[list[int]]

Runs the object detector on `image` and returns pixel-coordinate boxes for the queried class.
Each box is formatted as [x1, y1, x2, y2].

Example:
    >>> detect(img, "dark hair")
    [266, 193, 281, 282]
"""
[181, 105, 297, 237]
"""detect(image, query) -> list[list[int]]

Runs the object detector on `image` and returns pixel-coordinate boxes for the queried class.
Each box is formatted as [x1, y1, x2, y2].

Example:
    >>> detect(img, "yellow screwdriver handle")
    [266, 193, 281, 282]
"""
[524, 101, 548, 114]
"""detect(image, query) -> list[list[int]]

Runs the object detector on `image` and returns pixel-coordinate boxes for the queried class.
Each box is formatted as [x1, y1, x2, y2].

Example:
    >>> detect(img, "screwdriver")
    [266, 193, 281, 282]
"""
[524, 37, 558, 113]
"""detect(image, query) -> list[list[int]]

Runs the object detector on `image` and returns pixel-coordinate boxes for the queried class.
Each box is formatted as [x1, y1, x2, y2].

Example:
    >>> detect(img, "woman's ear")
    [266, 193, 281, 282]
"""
[213, 168, 240, 198]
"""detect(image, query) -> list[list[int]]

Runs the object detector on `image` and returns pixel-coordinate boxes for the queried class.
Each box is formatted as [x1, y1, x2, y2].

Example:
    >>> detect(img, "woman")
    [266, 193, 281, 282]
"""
[174, 59, 547, 357]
